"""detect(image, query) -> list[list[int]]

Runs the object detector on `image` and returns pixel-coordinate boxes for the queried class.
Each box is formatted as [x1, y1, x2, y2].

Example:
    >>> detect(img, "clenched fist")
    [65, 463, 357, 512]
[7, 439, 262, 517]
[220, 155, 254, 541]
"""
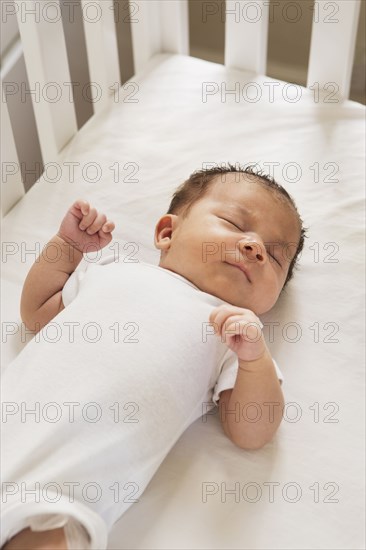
[57, 199, 115, 254]
[209, 305, 267, 362]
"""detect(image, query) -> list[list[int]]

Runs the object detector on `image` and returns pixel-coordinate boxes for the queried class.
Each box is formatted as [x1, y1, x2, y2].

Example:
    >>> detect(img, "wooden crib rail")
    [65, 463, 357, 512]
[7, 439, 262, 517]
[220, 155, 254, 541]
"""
[130, 0, 189, 74]
[225, 0, 269, 74]
[307, 0, 361, 99]
[14, 0, 78, 165]
[14, 0, 121, 163]
[81, 0, 120, 114]
[1, 0, 362, 217]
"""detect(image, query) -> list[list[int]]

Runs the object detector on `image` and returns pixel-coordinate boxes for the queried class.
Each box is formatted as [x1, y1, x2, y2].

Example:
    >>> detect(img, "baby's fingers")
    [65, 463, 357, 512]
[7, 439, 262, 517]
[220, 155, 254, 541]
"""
[224, 317, 262, 343]
[73, 199, 90, 217]
[86, 214, 115, 237]
[100, 220, 115, 233]
[84, 212, 107, 234]
[79, 207, 97, 230]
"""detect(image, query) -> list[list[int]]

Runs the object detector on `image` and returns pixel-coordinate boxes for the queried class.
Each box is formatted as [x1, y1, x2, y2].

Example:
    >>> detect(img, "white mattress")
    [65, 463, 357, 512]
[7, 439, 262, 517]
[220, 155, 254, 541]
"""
[1, 53, 365, 549]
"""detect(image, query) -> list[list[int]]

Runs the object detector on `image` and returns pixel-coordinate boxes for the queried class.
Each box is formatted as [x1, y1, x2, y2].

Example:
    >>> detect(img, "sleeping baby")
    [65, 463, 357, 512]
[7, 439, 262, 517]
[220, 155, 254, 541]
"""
[1, 165, 306, 550]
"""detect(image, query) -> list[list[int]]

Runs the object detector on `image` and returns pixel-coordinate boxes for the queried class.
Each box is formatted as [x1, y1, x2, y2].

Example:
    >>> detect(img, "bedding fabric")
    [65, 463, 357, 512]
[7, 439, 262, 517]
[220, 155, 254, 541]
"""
[1, 53, 365, 549]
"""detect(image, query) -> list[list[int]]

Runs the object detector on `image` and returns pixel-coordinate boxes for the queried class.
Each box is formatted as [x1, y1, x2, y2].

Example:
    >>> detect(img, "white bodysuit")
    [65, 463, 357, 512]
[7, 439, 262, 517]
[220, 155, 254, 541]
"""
[1, 258, 283, 549]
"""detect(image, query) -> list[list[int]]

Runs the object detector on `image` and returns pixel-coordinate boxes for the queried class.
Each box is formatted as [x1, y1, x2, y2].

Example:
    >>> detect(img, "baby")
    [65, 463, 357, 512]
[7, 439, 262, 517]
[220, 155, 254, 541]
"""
[1, 165, 306, 550]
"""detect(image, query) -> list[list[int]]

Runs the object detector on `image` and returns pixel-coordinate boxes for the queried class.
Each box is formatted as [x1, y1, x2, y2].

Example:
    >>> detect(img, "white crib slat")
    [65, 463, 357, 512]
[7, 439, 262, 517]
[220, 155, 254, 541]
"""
[307, 0, 361, 99]
[14, 0, 77, 164]
[225, 0, 269, 73]
[82, 0, 120, 113]
[129, 0, 161, 74]
[0, 98, 25, 217]
[102, 0, 120, 87]
[160, 0, 189, 55]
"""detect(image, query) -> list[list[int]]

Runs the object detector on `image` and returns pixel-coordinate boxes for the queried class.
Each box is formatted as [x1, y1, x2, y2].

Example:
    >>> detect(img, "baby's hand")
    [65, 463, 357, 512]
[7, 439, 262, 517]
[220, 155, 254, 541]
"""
[209, 305, 267, 362]
[57, 199, 115, 254]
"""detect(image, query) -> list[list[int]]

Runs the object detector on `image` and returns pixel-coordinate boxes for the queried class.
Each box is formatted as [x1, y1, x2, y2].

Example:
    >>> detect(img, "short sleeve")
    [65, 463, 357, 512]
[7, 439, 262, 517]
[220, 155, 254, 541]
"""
[212, 349, 284, 407]
[62, 253, 116, 307]
[61, 265, 86, 307]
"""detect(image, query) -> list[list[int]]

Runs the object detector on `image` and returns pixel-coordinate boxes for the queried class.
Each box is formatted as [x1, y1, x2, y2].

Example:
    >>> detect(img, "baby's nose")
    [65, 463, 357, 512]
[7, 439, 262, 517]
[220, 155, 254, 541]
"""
[240, 240, 267, 263]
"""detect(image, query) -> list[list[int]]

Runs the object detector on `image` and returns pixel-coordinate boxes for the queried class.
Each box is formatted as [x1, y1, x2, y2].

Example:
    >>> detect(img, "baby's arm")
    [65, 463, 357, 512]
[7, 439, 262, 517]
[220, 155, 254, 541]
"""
[20, 199, 115, 333]
[20, 234, 82, 332]
[210, 305, 284, 450]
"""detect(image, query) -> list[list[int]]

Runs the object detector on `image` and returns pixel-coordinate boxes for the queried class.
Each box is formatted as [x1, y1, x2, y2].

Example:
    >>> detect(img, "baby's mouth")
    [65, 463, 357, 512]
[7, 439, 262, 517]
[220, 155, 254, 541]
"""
[225, 261, 252, 283]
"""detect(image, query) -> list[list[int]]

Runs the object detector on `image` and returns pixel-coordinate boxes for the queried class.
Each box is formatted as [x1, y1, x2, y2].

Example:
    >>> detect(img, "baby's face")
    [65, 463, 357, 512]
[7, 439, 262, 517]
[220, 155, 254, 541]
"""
[154, 175, 300, 315]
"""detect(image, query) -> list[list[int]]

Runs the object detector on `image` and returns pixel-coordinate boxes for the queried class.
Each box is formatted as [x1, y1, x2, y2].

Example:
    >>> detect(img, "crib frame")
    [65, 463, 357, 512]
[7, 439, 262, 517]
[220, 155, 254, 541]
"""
[0, 0, 362, 217]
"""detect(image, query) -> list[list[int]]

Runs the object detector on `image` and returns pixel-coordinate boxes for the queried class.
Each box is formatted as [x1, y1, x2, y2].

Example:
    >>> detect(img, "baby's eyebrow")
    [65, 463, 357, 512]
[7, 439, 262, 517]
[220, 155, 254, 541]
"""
[221, 204, 254, 223]
[233, 205, 252, 219]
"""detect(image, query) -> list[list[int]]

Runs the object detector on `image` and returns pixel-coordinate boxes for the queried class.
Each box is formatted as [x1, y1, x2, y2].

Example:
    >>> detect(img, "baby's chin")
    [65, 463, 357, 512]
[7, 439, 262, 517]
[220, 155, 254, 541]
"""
[209, 289, 275, 315]
[187, 274, 253, 308]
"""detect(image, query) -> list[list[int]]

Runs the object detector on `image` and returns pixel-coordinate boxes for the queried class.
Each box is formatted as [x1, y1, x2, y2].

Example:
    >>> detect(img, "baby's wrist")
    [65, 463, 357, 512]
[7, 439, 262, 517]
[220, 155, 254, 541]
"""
[237, 348, 271, 371]
[53, 234, 84, 263]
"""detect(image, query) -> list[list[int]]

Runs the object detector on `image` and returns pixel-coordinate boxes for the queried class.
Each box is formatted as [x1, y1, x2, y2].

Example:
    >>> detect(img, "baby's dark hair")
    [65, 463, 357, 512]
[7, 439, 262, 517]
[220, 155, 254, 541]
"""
[167, 163, 308, 290]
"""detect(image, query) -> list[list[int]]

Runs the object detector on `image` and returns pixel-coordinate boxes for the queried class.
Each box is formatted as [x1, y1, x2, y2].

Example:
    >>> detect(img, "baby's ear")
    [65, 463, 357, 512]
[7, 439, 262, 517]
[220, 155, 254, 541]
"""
[154, 215, 178, 250]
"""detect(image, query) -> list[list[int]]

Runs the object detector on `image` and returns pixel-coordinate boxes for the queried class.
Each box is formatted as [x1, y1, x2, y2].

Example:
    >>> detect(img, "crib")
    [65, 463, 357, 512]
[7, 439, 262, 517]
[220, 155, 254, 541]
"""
[1, 1, 365, 549]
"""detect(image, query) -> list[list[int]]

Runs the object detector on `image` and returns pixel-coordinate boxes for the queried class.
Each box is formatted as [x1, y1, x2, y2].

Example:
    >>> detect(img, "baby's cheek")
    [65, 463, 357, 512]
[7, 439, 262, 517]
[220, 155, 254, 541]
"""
[261, 273, 282, 303]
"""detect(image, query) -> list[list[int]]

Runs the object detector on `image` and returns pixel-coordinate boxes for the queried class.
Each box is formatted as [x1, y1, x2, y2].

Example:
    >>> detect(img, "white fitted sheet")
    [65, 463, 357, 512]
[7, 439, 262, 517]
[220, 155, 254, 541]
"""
[1, 53, 365, 550]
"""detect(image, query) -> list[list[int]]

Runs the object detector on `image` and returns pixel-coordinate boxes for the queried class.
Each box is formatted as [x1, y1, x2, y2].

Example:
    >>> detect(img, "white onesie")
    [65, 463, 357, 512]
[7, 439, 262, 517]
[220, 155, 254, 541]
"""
[1, 257, 283, 549]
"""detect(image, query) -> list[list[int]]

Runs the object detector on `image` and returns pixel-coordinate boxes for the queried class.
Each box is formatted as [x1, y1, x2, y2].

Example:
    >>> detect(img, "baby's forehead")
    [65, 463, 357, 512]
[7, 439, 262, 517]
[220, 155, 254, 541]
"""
[207, 179, 289, 213]
[208, 175, 269, 201]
